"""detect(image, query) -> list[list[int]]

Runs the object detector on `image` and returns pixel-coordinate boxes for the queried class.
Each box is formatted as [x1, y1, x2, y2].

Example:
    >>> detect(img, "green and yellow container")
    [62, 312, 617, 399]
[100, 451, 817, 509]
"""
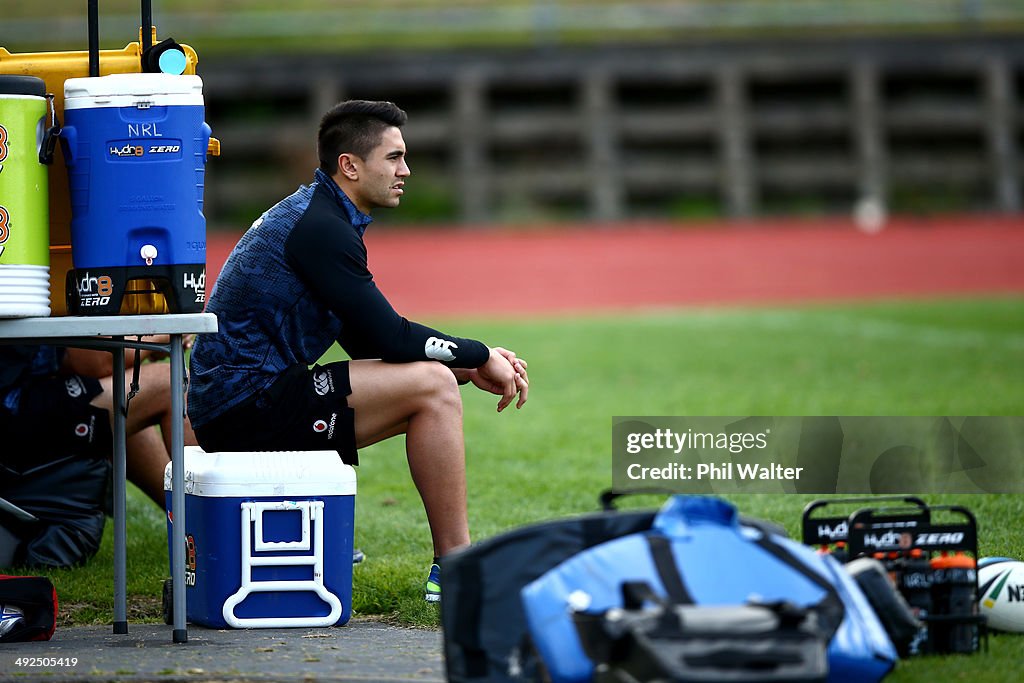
[0, 75, 50, 317]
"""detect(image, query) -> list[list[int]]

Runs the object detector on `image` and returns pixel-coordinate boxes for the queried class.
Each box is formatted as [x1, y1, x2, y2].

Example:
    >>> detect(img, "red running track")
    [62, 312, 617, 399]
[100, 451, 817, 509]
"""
[207, 216, 1024, 317]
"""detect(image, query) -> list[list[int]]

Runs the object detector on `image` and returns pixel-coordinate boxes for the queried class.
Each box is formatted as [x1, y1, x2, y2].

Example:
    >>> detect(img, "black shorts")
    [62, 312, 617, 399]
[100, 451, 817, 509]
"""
[0, 374, 112, 473]
[193, 361, 358, 465]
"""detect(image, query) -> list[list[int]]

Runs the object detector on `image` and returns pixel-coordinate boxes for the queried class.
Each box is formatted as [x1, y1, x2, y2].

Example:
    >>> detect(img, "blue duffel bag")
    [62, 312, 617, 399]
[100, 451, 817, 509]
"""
[442, 492, 789, 682]
[521, 496, 897, 683]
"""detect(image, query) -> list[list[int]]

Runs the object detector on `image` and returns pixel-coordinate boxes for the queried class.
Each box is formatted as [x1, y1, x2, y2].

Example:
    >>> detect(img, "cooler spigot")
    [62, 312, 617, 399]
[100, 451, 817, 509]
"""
[141, 244, 158, 266]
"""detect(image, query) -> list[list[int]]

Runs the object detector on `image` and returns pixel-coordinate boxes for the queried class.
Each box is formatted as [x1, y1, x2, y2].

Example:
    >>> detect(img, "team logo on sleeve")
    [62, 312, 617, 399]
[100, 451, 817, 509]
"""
[425, 337, 458, 362]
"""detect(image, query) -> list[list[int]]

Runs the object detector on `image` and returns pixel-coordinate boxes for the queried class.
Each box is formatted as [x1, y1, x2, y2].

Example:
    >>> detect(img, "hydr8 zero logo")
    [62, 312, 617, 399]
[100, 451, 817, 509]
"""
[76, 272, 115, 307]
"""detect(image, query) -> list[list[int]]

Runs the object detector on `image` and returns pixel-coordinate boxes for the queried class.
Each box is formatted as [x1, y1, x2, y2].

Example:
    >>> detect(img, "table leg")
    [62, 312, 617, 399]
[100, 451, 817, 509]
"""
[170, 335, 188, 643]
[112, 339, 128, 635]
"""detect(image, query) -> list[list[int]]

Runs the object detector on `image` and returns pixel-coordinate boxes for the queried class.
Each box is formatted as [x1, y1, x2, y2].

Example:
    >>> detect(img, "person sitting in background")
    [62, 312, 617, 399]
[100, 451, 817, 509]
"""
[0, 344, 367, 568]
[0, 341, 194, 509]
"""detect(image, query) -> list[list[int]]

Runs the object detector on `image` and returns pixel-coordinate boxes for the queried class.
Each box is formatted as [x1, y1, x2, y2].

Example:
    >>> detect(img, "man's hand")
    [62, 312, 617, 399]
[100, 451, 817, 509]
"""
[463, 347, 529, 412]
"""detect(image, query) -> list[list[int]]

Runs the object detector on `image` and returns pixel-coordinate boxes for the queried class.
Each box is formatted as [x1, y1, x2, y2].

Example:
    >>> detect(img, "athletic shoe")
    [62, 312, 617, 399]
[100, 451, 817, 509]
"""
[425, 563, 441, 603]
[353, 548, 365, 564]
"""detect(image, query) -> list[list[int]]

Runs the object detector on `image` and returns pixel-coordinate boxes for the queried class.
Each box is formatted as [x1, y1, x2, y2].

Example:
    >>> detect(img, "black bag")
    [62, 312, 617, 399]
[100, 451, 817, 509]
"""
[0, 575, 58, 642]
[574, 582, 831, 683]
[0, 454, 111, 568]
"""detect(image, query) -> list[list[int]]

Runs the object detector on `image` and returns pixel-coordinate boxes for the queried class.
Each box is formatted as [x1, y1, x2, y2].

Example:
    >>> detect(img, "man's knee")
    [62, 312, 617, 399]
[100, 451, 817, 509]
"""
[412, 361, 462, 408]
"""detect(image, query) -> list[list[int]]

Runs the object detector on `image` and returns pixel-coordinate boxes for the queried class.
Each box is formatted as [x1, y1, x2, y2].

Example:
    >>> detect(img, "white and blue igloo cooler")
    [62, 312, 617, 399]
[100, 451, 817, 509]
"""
[164, 447, 356, 628]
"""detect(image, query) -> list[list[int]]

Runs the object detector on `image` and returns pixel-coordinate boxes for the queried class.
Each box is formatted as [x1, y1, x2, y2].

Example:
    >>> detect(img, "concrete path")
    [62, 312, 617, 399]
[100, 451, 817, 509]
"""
[0, 619, 444, 682]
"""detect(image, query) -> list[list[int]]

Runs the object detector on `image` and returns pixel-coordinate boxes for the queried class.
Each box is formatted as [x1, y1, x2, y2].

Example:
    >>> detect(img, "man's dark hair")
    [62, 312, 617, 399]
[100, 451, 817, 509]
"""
[317, 100, 408, 174]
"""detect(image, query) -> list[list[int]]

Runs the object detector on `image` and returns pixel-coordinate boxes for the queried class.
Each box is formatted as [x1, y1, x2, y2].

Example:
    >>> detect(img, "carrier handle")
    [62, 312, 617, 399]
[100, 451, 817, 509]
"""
[142, 0, 154, 53]
[599, 488, 676, 512]
[88, 0, 100, 77]
[801, 496, 931, 546]
[802, 496, 929, 519]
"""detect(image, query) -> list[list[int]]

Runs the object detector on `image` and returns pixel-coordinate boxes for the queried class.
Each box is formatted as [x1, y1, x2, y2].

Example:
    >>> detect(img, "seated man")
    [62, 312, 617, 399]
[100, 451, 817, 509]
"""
[187, 100, 529, 602]
[0, 341, 194, 509]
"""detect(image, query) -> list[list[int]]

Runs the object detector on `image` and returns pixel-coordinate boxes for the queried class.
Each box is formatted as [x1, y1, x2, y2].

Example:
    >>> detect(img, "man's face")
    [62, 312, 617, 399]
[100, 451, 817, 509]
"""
[349, 126, 410, 213]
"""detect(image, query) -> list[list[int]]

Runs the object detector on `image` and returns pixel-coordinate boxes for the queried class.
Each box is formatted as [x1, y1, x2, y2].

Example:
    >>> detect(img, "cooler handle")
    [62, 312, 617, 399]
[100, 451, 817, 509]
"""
[199, 123, 220, 161]
[58, 125, 77, 166]
[221, 501, 344, 628]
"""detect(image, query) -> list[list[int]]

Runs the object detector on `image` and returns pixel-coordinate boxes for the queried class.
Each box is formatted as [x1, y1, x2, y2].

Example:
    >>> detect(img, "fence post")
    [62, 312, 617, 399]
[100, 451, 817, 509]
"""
[983, 57, 1021, 213]
[453, 68, 490, 224]
[582, 68, 624, 222]
[851, 60, 887, 218]
[308, 75, 345, 174]
[716, 64, 756, 218]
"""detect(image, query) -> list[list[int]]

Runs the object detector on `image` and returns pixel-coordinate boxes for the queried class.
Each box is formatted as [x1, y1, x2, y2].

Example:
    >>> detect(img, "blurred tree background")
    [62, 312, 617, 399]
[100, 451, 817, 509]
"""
[2, 1, 1023, 229]
[4, 1, 1022, 52]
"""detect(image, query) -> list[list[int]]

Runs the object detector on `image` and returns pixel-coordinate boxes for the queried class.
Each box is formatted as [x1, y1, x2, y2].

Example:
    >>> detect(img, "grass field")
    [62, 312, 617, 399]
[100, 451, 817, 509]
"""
[17, 296, 1024, 680]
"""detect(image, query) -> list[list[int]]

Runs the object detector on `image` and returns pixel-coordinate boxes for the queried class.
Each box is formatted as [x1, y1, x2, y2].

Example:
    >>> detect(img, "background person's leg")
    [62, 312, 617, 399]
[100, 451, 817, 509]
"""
[126, 426, 170, 508]
[93, 362, 198, 455]
[91, 363, 198, 512]
[347, 360, 469, 558]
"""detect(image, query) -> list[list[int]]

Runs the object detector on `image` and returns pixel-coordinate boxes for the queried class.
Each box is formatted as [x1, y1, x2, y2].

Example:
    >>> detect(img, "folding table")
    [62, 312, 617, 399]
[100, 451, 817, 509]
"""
[0, 313, 217, 643]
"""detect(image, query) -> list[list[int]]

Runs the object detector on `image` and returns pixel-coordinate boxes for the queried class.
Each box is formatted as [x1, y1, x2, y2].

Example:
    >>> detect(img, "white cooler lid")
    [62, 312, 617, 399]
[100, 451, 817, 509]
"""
[164, 446, 357, 497]
[64, 73, 203, 109]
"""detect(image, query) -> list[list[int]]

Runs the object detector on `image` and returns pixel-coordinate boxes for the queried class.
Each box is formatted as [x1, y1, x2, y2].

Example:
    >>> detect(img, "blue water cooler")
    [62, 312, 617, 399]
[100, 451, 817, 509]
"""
[61, 73, 211, 314]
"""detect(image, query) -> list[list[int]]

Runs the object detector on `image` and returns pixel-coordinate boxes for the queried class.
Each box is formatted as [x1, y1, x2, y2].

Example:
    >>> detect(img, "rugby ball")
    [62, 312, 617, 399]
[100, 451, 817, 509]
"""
[978, 558, 1024, 632]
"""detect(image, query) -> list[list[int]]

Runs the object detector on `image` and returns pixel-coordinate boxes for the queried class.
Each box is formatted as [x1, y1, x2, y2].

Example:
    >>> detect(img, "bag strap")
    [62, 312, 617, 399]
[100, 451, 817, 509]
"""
[645, 534, 694, 604]
[621, 580, 667, 610]
[752, 533, 846, 638]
